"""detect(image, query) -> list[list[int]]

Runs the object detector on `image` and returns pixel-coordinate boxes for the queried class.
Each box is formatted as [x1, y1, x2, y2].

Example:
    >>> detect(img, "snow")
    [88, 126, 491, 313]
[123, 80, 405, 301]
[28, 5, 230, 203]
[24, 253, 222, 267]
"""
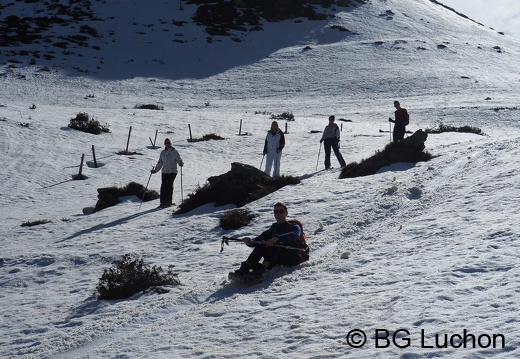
[1, 0, 520, 358]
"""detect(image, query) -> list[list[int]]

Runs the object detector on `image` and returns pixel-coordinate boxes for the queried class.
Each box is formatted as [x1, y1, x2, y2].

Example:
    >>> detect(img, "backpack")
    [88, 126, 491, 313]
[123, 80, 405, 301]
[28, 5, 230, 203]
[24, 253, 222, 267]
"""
[288, 219, 310, 262]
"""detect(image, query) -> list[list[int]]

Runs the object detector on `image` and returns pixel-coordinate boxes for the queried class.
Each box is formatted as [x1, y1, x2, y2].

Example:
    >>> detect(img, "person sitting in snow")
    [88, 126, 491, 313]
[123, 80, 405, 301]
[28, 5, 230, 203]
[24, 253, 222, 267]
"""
[388, 100, 410, 142]
[263, 121, 285, 177]
[150, 138, 183, 208]
[230, 202, 308, 280]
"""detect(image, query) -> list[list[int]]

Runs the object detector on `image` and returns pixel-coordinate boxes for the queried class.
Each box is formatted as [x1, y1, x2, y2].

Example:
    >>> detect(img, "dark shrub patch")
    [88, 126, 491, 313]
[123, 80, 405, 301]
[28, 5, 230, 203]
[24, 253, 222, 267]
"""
[68, 112, 110, 135]
[134, 104, 164, 110]
[95, 182, 159, 212]
[176, 162, 300, 214]
[340, 130, 432, 178]
[271, 111, 295, 121]
[220, 208, 256, 230]
[188, 133, 225, 142]
[425, 124, 485, 135]
[96, 254, 180, 300]
[21, 219, 50, 227]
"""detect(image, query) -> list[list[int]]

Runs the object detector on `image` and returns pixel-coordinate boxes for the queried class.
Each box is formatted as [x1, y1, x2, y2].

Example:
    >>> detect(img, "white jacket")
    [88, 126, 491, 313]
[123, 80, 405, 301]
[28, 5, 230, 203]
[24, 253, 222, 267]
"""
[153, 147, 183, 174]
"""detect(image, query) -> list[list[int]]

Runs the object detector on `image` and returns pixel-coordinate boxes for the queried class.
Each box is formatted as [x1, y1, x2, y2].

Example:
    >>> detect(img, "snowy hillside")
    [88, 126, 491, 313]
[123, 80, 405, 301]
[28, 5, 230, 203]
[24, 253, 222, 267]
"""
[1, 0, 520, 358]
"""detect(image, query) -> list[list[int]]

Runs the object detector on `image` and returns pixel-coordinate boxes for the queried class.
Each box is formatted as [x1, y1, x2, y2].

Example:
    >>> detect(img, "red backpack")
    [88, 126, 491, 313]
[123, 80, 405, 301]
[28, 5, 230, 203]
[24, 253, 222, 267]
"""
[288, 219, 309, 262]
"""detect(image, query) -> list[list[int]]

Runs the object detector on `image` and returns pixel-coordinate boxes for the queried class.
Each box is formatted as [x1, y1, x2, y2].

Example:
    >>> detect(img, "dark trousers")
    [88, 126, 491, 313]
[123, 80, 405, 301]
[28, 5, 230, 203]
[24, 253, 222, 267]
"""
[246, 245, 303, 269]
[393, 123, 406, 142]
[324, 138, 346, 168]
[160, 172, 177, 205]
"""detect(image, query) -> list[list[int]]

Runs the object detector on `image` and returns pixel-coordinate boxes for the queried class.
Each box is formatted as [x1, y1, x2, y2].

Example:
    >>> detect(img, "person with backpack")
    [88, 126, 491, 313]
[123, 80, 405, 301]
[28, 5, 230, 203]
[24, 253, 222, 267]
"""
[320, 115, 346, 169]
[263, 121, 285, 177]
[150, 138, 184, 208]
[230, 202, 309, 280]
[388, 100, 410, 142]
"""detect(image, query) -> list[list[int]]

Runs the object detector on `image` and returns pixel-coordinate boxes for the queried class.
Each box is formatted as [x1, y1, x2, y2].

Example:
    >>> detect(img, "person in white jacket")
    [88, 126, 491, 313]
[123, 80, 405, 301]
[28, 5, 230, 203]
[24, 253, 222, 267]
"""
[263, 121, 285, 177]
[151, 138, 184, 208]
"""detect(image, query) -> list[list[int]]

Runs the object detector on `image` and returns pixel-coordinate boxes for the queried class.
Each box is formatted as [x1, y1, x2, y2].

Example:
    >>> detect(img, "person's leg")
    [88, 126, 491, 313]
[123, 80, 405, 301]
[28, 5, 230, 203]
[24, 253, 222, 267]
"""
[324, 140, 332, 169]
[264, 152, 274, 176]
[331, 141, 346, 167]
[161, 173, 176, 206]
[273, 152, 282, 177]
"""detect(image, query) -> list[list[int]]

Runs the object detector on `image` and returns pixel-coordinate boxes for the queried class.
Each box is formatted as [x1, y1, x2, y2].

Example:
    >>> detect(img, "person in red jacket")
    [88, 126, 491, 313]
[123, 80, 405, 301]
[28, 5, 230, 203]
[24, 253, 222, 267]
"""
[388, 101, 409, 142]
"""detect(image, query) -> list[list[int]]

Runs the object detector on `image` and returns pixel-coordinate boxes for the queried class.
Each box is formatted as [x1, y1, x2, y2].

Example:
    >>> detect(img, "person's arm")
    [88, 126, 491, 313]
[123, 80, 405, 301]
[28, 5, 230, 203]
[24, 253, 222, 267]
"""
[263, 135, 268, 155]
[274, 223, 301, 246]
[278, 131, 285, 152]
[248, 226, 274, 247]
[151, 153, 163, 173]
[175, 150, 184, 167]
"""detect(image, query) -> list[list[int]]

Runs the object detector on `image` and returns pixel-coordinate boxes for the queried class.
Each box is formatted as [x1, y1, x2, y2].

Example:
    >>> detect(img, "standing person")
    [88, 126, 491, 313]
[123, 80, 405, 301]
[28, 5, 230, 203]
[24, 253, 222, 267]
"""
[230, 202, 308, 280]
[263, 121, 285, 177]
[151, 138, 183, 208]
[388, 100, 409, 142]
[320, 115, 346, 169]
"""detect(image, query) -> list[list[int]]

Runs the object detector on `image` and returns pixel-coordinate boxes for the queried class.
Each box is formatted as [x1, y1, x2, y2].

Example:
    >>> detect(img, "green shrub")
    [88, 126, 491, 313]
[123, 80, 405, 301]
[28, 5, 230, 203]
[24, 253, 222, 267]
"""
[21, 219, 50, 227]
[95, 181, 159, 211]
[425, 124, 484, 135]
[220, 208, 256, 230]
[134, 104, 164, 110]
[270, 111, 295, 121]
[96, 254, 180, 300]
[68, 112, 110, 135]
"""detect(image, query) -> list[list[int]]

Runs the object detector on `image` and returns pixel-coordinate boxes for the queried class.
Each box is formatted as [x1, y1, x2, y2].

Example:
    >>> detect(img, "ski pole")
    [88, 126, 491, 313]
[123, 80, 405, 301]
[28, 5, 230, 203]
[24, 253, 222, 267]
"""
[220, 236, 307, 253]
[180, 165, 183, 202]
[259, 154, 265, 170]
[139, 167, 153, 210]
[315, 142, 322, 170]
[389, 119, 392, 143]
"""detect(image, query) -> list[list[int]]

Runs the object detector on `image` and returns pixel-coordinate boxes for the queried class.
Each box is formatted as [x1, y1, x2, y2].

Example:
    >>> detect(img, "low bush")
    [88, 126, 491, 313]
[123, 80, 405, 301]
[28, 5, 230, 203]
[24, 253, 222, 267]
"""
[96, 254, 180, 300]
[425, 124, 485, 135]
[220, 208, 256, 230]
[271, 111, 295, 121]
[68, 112, 110, 135]
[21, 219, 50, 227]
[95, 182, 159, 211]
[134, 104, 164, 110]
[176, 163, 300, 214]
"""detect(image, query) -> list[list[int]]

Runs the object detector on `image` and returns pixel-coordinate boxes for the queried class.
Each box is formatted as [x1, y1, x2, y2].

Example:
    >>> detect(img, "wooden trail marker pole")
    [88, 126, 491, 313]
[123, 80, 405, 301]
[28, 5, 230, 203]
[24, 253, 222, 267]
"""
[153, 129, 158, 146]
[188, 124, 193, 141]
[125, 126, 132, 153]
[91, 145, 98, 168]
[285, 122, 288, 134]
[239, 119, 243, 135]
[76, 153, 85, 179]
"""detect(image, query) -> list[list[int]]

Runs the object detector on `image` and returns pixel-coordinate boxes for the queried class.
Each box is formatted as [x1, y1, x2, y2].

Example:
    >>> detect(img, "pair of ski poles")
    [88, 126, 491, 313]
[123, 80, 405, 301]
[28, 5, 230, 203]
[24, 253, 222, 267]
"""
[220, 236, 307, 253]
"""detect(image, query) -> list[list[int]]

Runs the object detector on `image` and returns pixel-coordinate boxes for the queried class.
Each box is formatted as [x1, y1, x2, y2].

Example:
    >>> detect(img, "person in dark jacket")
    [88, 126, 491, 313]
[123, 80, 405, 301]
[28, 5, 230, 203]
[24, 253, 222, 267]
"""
[230, 202, 307, 279]
[320, 115, 346, 169]
[263, 121, 285, 177]
[388, 100, 409, 142]
[151, 138, 184, 208]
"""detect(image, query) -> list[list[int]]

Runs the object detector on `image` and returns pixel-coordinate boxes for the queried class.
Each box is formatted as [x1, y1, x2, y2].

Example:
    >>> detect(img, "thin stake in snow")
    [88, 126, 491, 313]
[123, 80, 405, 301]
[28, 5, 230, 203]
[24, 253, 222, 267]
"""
[125, 126, 132, 153]
[91, 145, 98, 168]
[148, 129, 158, 147]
